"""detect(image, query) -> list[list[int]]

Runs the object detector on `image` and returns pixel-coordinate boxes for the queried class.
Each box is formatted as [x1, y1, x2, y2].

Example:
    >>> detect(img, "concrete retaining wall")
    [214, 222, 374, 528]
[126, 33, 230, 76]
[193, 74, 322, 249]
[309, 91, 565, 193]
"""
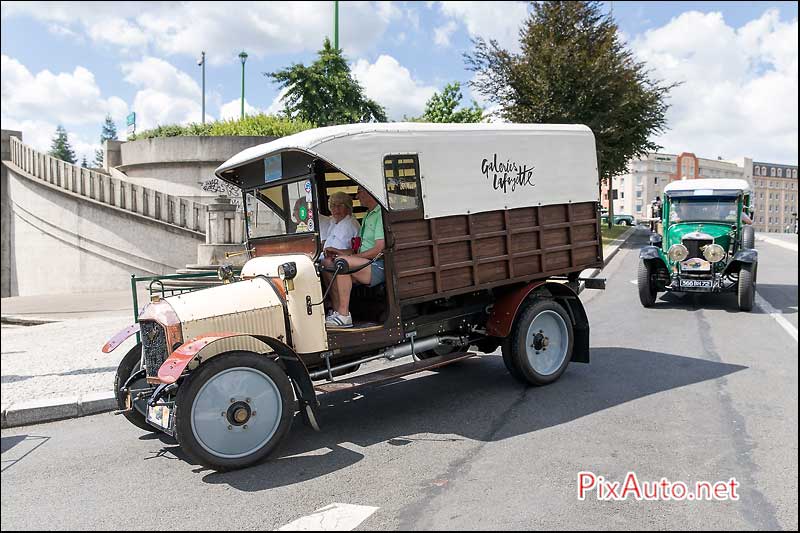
[4, 165, 203, 296]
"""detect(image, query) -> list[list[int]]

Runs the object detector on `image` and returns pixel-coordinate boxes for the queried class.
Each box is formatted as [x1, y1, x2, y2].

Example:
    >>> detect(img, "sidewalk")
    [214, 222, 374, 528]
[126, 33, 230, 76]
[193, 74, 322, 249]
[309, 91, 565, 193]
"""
[1, 227, 638, 429]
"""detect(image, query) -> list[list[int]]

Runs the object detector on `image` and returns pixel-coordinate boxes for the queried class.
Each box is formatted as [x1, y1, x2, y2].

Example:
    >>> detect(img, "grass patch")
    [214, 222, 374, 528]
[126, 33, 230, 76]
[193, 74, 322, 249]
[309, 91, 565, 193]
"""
[601, 224, 630, 246]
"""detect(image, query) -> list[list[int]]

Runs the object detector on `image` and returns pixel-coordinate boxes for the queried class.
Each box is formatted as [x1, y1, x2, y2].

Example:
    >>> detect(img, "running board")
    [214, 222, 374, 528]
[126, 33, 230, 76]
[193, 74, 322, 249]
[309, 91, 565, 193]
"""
[314, 352, 477, 394]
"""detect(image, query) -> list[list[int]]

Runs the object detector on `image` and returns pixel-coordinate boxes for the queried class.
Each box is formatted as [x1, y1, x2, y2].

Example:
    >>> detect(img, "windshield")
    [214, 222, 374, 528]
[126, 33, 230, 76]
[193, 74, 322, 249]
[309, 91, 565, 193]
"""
[668, 197, 739, 223]
[245, 178, 317, 239]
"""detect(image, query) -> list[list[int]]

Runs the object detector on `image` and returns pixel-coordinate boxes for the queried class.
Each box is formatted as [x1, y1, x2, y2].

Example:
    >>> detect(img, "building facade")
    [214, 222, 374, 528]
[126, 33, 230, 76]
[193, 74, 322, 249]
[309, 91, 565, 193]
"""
[751, 162, 798, 233]
[602, 152, 751, 220]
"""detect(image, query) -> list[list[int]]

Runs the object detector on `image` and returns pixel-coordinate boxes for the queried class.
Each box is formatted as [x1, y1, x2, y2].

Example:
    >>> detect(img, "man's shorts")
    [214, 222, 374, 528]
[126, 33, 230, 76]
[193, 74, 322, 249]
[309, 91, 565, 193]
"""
[369, 259, 385, 287]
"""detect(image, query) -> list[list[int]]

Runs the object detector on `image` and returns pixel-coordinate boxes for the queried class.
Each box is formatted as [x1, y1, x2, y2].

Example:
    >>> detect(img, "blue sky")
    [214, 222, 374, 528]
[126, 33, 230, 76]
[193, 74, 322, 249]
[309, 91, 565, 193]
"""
[1, 1, 797, 165]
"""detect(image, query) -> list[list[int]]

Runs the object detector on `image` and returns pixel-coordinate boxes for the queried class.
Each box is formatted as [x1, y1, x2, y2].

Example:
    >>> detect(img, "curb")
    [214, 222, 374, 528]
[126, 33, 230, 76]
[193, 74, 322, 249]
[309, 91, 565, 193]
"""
[578, 225, 638, 293]
[1, 391, 116, 429]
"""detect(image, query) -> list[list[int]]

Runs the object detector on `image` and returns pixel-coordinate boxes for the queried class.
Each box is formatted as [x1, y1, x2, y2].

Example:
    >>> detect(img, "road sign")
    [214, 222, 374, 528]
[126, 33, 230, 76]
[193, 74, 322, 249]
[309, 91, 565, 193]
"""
[126, 112, 136, 135]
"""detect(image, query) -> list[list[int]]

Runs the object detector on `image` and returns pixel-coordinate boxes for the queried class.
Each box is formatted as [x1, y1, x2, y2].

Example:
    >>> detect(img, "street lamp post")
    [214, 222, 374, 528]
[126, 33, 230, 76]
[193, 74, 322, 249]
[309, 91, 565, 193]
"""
[197, 51, 206, 125]
[239, 51, 248, 120]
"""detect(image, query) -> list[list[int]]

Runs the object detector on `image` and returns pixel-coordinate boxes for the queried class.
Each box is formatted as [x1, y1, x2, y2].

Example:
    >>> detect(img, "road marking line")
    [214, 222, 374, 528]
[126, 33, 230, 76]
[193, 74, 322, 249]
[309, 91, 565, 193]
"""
[757, 236, 798, 252]
[277, 503, 379, 531]
[756, 293, 798, 342]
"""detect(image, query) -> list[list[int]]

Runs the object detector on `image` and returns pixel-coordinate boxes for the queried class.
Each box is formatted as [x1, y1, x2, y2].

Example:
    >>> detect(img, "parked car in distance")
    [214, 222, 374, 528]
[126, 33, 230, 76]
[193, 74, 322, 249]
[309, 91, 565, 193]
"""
[600, 209, 636, 226]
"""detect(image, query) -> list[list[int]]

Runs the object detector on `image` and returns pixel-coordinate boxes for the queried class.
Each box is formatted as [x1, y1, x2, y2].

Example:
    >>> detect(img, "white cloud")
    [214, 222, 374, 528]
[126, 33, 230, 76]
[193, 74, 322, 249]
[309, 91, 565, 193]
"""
[3, 2, 407, 63]
[631, 9, 798, 163]
[121, 57, 205, 130]
[437, 1, 528, 52]
[219, 98, 261, 121]
[1, 55, 128, 127]
[265, 88, 290, 116]
[351, 55, 438, 120]
[434, 21, 458, 47]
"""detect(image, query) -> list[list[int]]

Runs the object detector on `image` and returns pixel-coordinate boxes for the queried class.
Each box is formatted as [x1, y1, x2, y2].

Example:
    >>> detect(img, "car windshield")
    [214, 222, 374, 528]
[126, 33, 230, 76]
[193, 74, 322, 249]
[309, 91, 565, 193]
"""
[245, 178, 317, 239]
[668, 197, 739, 223]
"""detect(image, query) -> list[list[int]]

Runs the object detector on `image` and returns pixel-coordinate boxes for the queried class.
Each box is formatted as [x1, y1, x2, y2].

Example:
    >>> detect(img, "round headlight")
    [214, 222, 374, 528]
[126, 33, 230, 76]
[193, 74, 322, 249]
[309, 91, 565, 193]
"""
[703, 243, 726, 263]
[667, 244, 689, 262]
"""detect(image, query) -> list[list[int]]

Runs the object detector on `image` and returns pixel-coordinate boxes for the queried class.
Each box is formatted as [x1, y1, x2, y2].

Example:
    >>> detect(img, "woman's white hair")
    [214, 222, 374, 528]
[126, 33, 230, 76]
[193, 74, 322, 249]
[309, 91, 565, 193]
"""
[328, 191, 353, 213]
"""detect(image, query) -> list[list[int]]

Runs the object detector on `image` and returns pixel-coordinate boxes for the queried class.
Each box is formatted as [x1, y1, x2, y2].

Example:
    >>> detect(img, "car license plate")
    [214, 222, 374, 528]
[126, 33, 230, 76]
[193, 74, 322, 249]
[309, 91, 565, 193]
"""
[146, 404, 174, 432]
[680, 279, 712, 288]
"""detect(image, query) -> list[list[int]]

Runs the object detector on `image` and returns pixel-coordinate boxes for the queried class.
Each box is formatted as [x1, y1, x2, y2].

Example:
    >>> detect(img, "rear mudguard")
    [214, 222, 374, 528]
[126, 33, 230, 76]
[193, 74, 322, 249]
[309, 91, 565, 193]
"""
[158, 332, 320, 429]
[487, 281, 590, 364]
[723, 249, 758, 276]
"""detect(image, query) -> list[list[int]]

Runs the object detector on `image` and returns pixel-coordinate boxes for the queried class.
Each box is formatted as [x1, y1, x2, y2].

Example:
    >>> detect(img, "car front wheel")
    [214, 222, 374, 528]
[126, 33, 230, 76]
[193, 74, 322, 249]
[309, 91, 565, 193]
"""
[737, 263, 757, 312]
[174, 351, 294, 471]
[637, 260, 657, 307]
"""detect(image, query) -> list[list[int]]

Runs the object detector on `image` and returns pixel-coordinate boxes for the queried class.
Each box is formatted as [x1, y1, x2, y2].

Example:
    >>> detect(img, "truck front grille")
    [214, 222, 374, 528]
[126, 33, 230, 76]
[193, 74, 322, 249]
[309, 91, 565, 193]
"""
[140, 320, 168, 378]
[682, 237, 713, 260]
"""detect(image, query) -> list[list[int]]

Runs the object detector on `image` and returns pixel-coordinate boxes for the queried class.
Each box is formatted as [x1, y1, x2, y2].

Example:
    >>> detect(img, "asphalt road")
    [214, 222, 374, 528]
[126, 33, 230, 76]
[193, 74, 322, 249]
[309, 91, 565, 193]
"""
[2, 228, 797, 530]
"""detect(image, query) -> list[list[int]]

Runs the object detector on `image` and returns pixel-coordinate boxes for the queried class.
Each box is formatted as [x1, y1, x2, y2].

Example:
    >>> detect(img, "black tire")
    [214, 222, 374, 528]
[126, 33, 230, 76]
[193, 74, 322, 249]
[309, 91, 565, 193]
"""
[174, 352, 294, 471]
[638, 260, 657, 307]
[501, 299, 574, 386]
[114, 344, 155, 432]
[741, 225, 755, 249]
[737, 262, 757, 312]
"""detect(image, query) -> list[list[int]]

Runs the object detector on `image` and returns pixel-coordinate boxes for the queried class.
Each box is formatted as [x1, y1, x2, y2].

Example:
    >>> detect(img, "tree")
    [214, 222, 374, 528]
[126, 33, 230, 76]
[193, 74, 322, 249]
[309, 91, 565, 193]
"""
[266, 38, 387, 126]
[94, 114, 119, 167]
[49, 125, 76, 164]
[415, 82, 484, 123]
[466, 1, 677, 226]
[81, 156, 88, 168]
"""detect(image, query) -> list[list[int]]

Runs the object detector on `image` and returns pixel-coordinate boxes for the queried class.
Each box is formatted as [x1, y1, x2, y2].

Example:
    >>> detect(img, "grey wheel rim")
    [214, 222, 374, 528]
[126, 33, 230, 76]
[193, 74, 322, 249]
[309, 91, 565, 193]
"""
[190, 367, 282, 459]
[525, 310, 569, 376]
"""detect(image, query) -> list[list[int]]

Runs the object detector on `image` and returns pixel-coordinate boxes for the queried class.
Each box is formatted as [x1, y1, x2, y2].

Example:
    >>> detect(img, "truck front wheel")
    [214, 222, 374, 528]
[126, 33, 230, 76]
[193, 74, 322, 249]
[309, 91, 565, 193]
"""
[174, 351, 294, 471]
[502, 299, 574, 386]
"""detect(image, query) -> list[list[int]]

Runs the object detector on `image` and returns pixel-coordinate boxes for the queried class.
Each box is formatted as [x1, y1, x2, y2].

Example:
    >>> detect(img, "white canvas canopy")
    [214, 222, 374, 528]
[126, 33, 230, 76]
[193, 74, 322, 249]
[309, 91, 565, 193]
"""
[664, 179, 751, 194]
[216, 123, 600, 219]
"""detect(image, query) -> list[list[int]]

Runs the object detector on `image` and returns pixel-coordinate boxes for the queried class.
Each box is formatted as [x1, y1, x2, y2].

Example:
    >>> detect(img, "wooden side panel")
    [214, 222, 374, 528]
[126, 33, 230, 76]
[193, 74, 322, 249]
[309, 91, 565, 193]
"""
[392, 201, 601, 303]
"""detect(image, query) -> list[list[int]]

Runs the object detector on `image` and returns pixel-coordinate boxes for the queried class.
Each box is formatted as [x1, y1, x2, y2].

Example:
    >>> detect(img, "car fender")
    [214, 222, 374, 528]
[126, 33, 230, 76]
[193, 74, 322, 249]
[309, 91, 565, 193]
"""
[157, 332, 320, 427]
[723, 249, 758, 275]
[487, 281, 590, 364]
[102, 323, 141, 353]
[639, 245, 664, 263]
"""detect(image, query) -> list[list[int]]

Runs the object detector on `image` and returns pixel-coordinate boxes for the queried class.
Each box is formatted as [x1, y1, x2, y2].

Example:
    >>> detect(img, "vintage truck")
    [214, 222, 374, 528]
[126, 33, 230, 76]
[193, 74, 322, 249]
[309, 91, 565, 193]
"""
[103, 123, 605, 470]
[638, 178, 757, 311]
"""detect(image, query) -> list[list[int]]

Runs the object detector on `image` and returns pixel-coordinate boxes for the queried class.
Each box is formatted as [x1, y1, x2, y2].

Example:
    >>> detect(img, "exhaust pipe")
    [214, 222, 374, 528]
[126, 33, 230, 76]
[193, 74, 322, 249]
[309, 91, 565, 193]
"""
[309, 335, 469, 380]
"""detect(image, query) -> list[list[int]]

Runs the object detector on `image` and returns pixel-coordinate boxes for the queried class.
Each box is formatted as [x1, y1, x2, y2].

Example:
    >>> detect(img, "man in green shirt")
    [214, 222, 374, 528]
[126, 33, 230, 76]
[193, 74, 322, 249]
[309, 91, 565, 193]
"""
[325, 185, 385, 328]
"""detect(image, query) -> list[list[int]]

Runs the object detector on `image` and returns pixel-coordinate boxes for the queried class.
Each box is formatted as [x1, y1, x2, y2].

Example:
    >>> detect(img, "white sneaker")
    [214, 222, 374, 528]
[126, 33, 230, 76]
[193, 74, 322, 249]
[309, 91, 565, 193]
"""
[326, 311, 353, 329]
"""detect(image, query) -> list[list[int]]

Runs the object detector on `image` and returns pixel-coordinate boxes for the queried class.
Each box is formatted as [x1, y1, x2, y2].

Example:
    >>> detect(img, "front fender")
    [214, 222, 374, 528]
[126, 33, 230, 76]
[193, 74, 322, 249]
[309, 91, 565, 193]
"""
[639, 245, 663, 261]
[102, 323, 140, 353]
[723, 249, 758, 275]
[157, 333, 320, 427]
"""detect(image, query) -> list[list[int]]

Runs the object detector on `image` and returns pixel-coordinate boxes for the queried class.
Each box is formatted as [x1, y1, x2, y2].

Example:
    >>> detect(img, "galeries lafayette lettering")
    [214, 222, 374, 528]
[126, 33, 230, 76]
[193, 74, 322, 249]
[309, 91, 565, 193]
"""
[481, 153, 536, 194]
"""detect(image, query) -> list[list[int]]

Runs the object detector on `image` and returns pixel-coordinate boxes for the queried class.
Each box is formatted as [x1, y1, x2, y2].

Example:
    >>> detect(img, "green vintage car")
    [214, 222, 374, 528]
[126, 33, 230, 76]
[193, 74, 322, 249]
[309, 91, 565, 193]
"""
[638, 179, 757, 311]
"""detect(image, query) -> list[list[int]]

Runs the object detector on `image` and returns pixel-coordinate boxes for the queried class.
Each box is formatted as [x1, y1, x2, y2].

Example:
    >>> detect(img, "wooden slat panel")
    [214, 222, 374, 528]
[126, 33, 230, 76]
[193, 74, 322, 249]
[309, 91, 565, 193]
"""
[511, 231, 540, 253]
[395, 245, 434, 271]
[514, 254, 542, 276]
[545, 250, 571, 271]
[540, 204, 568, 224]
[398, 273, 436, 299]
[472, 211, 505, 234]
[508, 207, 538, 228]
[441, 266, 473, 291]
[475, 236, 507, 259]
[439, 241, 471, 265]
[478, 261, 509, 283]
[437, 216, 469, 238]
[542, 227, 570, 247]
[393, 219, 430, 242]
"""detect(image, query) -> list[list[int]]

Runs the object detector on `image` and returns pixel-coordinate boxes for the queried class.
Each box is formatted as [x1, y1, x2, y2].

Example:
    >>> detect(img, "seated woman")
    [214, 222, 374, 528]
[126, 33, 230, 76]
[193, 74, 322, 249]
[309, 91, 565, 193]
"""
[325, 186, 385, 329]
[320, 191, 360, 260]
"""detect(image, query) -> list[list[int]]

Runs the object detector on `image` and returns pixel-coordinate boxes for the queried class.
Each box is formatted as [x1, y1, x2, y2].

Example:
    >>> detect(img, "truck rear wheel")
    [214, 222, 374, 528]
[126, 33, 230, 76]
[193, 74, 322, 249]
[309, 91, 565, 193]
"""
[502, 299, 574, 386]
[737, 263, 757, 312]
[741, 225, 755, 249]
[638, 260, 657, 307]
[174, 352, 294, 471]
[114, 344, 155, 432]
